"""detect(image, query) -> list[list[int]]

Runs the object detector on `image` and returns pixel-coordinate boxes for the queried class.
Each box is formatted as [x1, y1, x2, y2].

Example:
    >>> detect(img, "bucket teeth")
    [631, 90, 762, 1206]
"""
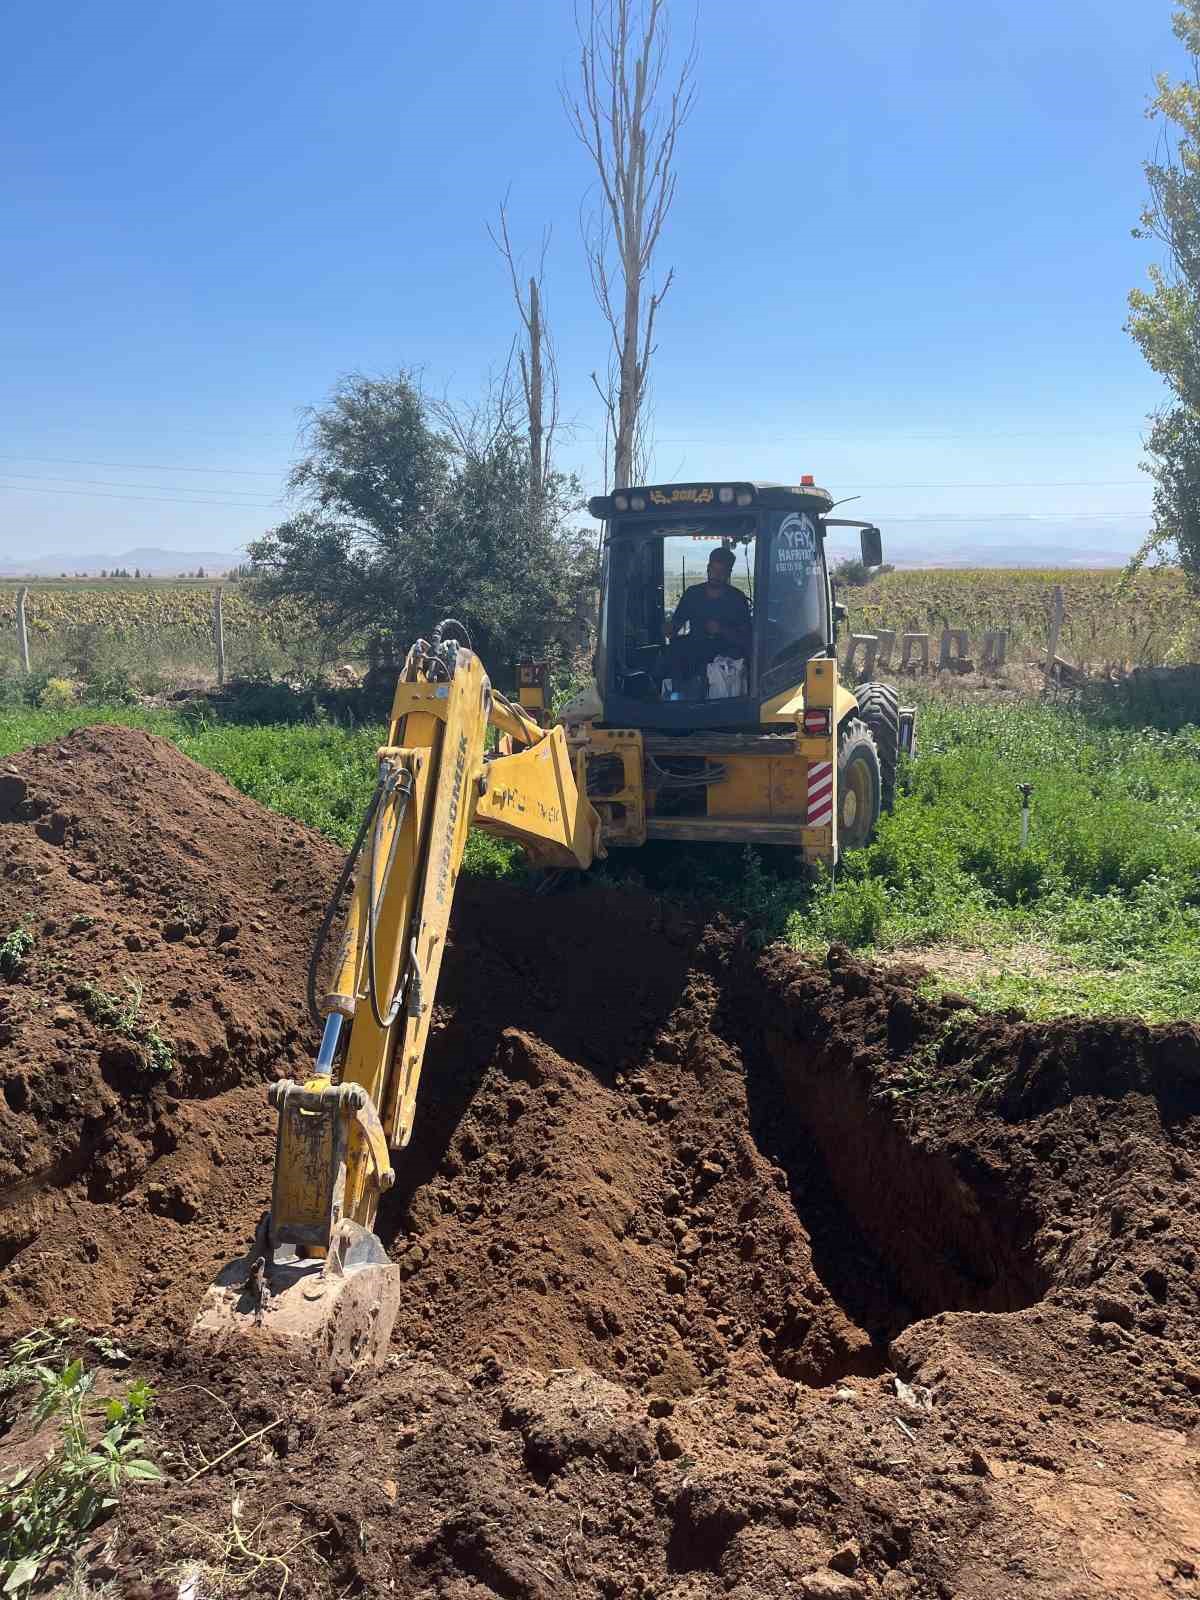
[192, 1219, 401, 1370]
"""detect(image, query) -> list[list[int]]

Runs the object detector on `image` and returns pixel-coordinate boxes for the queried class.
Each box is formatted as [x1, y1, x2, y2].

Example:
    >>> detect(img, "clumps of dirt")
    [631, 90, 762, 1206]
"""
[3, 726, 1200, 1598]
[0, 725, 341, 1329]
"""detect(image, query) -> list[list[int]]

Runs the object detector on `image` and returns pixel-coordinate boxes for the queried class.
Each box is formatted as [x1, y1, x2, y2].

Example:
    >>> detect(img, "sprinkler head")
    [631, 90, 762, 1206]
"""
[1018, 783, 1034, 804]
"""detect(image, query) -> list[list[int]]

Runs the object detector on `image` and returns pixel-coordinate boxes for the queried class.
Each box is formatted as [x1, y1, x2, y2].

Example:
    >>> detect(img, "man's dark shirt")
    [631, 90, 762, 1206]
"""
[670, 582, 751, 656]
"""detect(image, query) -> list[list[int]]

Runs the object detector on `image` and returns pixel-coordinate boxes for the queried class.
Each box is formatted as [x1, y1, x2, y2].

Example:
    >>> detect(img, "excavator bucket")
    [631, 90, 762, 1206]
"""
[192, 1215, 402, 1370]
[191, 1076, 402, 1370]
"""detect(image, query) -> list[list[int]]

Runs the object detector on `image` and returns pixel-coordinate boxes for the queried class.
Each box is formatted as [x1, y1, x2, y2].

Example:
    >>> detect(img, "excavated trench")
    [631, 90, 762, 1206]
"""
[4, 729, 1200, 1600]
[356, 897, 1051, 1395]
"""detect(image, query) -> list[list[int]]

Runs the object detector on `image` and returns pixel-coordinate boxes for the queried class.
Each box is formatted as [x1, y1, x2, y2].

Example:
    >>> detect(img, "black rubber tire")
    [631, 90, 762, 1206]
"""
[855, 681, 900, 813]
[837, 719, 882, 851]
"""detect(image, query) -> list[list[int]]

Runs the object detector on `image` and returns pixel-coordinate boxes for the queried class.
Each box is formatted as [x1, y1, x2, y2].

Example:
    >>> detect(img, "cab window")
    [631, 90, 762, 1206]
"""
[761, 510, 827, 688]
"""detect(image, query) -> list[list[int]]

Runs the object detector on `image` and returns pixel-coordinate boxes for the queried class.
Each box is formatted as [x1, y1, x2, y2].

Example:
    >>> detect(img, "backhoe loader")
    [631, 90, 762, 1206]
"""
[194, 479, 913, 1366]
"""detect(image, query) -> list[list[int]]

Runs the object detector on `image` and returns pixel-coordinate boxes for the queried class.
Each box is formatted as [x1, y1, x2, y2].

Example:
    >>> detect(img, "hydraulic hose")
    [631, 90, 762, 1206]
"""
[304, 762, 416, 1036]
[365, 764, 415, 1030]
[306, 776, 386, 1032]
[431, 617, 472, 650]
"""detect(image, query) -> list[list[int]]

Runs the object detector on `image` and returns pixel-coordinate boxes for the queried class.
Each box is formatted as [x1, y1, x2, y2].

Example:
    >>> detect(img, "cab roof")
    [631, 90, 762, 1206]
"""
[587, 480, 835, 519]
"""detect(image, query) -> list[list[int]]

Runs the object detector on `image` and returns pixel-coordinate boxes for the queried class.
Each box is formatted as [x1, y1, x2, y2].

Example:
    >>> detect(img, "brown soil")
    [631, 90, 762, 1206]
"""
[2, 727, 1199, 1600]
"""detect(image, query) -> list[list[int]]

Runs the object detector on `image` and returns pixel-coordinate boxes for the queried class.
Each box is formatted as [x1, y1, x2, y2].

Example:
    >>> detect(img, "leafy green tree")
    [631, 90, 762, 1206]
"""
[1128, 0, 1200, 584]
[247, 372, 595, 679]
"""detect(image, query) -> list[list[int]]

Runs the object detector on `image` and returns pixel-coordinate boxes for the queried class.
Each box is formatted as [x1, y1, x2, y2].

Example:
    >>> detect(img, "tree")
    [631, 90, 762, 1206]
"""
[1128, 0, 1200, 583]
[489, 196, 559, 527]
[246, 372, 594, 679]
[565, 0, 696, 489]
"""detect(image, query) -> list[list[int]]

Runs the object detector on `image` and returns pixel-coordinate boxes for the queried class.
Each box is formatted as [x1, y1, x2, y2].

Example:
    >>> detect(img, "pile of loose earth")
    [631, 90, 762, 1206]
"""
[1, 728, 1199, 1600]
[0, 724, 340, 1332]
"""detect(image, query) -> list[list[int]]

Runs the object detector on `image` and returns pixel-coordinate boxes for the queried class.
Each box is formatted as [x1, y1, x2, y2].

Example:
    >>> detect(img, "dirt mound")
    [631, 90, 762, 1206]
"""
[0, 724, 340, 1329]
[2, 727, 1200, 1598]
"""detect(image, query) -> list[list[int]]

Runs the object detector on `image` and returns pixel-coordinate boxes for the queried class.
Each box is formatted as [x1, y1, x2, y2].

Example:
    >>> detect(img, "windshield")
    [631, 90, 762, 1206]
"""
[598, 505, 829, 713]
[761, 509, 827, 687]
[608, 516, 756, 704]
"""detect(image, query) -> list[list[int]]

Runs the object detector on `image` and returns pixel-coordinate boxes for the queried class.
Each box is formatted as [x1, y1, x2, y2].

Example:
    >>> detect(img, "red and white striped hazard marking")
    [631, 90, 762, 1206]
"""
[806, 761, 833, 827]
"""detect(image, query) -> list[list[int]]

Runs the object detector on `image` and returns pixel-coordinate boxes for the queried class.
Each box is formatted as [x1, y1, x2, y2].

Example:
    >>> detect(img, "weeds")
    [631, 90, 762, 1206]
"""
[79, 978, 174, 1075]
[0, 1323, 77, 1417]
[0, 925, 34, 980]
[873, 1008, 977, 1109]
[0, 1351, 162, 1593]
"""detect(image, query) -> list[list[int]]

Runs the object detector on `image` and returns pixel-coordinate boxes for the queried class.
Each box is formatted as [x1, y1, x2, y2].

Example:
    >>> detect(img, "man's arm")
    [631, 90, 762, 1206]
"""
[719, 590, 752, 653]
[669, 586, 696, 638]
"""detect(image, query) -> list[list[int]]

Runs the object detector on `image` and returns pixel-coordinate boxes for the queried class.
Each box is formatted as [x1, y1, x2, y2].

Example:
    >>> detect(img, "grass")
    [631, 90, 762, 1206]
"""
[2, 698, 1198, 1022]
[78, 978, 175, 1075]
[0, 1332, 161, 1593]
[813, 701, 1200, 1019]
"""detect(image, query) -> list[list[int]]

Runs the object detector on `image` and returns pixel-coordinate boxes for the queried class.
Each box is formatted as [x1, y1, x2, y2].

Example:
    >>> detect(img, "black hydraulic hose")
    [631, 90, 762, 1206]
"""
[431, 617, 472, 650]
[366, 764, 415, 1030]
[306, 776, 387, 1031]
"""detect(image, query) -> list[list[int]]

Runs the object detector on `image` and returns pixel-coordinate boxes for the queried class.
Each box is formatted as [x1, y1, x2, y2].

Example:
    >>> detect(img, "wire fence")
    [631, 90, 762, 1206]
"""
[1, 583, 339, 691]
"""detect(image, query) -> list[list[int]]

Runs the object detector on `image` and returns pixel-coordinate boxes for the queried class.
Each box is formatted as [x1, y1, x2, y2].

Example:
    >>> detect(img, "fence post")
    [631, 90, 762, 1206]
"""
[16, 586, 30, 674]
[844, 634, 878, 678]
[901, 632, 930, 672]
[1045, 584, 1064, 687]
[213, 585, 226, 689]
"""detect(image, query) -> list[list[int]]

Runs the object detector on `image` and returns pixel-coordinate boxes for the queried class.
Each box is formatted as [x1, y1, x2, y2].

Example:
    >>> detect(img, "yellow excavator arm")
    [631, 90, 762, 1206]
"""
[194, 627, 600, 1365]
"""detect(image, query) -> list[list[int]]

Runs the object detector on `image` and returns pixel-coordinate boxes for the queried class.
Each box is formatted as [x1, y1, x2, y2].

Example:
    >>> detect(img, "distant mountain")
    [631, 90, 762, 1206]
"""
[0, 546, 245, 577]
[822, 516, 1147, 571]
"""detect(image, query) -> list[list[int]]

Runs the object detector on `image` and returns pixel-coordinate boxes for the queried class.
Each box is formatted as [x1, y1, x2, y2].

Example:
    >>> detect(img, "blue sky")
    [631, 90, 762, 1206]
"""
[0, 0, 1183, 566]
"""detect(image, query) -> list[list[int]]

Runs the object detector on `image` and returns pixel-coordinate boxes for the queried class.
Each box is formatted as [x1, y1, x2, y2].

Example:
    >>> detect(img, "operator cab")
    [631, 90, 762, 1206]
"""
[588, 480, 882, 730]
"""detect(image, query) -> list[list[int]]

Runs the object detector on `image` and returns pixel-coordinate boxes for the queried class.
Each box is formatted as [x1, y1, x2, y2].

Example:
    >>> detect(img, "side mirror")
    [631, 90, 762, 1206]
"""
[860, 525, 883, 568]
[833, 601, 848, 628]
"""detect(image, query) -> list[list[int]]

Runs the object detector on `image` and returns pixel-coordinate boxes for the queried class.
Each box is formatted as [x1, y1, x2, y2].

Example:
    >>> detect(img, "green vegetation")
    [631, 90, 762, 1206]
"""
[1128, 0, 1200, 585]
[0, 925, 34, 980]
[79, 978, 174, 1075]
[847, 566, 1196, 669]
[0, 1331, 161, 1593]
[246, 371, 594, 679]
[2, 697, 1198, 1021]
[0, 580, 331, 687]
[813, 701, 1200, 1019]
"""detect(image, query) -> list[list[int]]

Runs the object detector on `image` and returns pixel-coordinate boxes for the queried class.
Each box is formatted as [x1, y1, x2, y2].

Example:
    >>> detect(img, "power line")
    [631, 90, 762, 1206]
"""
[0, 481, 282, 510]
[0, 470, 280, 502]
[0, 453, 282, 477]
[645, 475, 1147, 488]
[858, 511, 1150, 523]
[575, 426, 1152, 444]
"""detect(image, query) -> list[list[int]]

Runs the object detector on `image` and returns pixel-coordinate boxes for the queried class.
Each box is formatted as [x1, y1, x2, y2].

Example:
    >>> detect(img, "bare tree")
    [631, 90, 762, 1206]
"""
[567, 0, 696, 489]
[489, 196, 561, 524]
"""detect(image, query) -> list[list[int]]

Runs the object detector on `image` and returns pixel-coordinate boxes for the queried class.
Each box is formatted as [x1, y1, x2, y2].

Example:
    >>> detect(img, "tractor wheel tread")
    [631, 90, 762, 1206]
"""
[855, 681, 900, 812]
[836, 718, 883, 850]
